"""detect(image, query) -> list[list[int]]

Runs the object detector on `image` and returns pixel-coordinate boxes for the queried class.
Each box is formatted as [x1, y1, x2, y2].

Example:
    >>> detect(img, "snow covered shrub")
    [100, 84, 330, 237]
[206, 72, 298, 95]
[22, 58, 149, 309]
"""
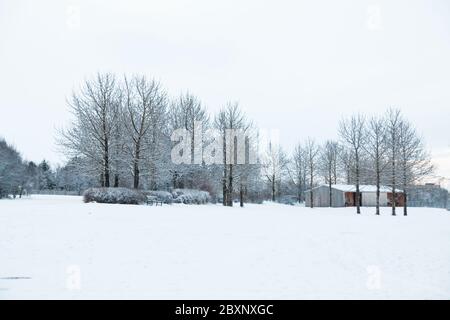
[83, 188, 146, 205]
[145, 190, 173, 204]
[172, 189, 211, 204]
[173, 194, 192, 204]
[278, 195, 298, 206]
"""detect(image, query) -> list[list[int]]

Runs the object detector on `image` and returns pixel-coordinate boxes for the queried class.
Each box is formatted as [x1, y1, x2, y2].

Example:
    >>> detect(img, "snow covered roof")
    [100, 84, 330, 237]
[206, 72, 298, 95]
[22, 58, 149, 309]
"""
[306, 184, 403, 193]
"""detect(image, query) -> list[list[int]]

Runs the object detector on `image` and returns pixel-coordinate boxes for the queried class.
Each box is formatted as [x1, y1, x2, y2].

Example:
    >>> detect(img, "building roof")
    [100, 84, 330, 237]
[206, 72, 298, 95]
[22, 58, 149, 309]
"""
[306, 184, 403, 193]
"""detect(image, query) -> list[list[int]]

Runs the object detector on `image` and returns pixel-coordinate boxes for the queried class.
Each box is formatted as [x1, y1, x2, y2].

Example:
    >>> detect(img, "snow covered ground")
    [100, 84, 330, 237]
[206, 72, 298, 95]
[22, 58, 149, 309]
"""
[1, 195, 449, 300]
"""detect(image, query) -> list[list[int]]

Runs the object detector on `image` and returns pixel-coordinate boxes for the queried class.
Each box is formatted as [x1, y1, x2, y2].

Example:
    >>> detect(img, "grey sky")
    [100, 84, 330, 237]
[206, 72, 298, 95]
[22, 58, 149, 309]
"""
[1, 0, 449, 186]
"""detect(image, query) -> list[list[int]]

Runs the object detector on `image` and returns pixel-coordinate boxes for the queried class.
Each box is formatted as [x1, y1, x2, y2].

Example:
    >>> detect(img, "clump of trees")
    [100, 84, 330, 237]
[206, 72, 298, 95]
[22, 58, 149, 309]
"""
[57, 73, 264, 207]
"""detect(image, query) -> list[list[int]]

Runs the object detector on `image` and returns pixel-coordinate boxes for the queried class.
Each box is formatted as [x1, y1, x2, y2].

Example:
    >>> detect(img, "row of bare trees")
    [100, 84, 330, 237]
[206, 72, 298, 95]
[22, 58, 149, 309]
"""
[286, 109, 433, 215]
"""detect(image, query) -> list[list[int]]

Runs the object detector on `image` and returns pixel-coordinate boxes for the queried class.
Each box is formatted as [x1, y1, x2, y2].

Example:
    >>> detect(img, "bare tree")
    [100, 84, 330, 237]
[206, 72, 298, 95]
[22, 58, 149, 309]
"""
[168, 93, 210, 188]
[320, 140, 340, 207]
[363, 116, 389, 215]
[235, 128, 258, 207]
[385, 108, 402, 216]
[214, 102, 248, 206]
[262, 141, 288, 202]
[122, 75, 166, 189]
[289, 144, 308, 203]
[59, 73, 121, 187]
[339, 114, 366, 214]
[398, 120, 434, 216]
[305, 138, 320, 208]
[214, 110, 228, 205]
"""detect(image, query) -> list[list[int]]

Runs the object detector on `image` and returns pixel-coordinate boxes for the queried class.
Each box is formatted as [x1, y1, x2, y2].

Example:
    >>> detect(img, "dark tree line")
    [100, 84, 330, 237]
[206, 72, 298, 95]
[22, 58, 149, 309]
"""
[0, 139, 67, 198]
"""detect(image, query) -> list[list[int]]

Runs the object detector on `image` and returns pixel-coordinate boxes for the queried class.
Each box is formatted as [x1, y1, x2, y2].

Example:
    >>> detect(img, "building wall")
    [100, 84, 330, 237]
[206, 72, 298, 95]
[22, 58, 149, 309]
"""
[387, 192, 405, 207]
[362, 192, 388, 207]
[305, 186, 407, 208]
[305, 186, 345, 207]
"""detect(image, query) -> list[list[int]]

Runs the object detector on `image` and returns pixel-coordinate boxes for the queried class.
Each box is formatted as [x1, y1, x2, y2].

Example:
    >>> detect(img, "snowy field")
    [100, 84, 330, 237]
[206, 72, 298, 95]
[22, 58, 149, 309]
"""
[1, 195, 449, 300]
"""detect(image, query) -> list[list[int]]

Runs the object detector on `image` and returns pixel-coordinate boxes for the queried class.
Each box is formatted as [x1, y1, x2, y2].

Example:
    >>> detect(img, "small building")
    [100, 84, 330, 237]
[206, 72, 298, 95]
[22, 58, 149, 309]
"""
[305, 184, 404, 208]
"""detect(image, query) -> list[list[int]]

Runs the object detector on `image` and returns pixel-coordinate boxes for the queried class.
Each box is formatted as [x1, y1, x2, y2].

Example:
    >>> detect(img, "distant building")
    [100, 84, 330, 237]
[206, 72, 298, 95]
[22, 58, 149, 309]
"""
[408, 184, 449, 209]
[305, 184, 404, 208]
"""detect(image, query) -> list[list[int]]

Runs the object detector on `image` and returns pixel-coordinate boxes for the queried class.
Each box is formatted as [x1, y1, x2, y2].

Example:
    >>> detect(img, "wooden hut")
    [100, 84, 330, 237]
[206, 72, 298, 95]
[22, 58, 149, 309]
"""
[305, 184, 404, 208]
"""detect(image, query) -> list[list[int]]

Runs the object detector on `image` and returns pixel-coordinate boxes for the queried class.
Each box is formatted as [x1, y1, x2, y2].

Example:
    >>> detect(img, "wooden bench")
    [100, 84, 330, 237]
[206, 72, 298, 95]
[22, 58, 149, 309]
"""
[146, 196, 163, 206]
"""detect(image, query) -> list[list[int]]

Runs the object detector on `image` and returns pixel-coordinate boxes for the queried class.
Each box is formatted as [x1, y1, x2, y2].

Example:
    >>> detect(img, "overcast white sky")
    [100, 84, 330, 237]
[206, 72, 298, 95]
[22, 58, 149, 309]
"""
[0, 0, 449, 186]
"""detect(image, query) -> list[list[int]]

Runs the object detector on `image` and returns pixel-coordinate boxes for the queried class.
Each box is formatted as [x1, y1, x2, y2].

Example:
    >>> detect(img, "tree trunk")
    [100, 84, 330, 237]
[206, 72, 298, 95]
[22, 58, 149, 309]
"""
[104, 141, 110, 188]
[222, 183, 227, 206]
[355, 154, 361, 214]
[375, 163, 380, 215]
[329, 180, 332, 207]
[133, 161, 140, 189]
[328, 167, 333, 207]
[240, 183, 244, 207]
[222, 131, 227, 206]
[355, 187, 361, 214]
[114, 174, 119, 188]
[391, 148, 396, 216]
[391, 184, 397, 216]
[403, 167, 408, 216]
[227, 164, 233, 206]
[403, 192, 408, 216]
[172, 172, 179, 189]
[133, 142, 140, 189]
[272, 174, 276, 202]
[376, 185, 380, 216]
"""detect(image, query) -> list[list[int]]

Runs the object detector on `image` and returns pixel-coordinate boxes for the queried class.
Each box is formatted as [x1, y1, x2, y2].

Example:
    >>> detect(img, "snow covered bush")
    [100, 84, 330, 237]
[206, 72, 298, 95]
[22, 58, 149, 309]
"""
[278, 195, 298, 206]
[172, 189, 211, 204]
[83, 187, 146, 205]
[145, 190, 173, 204]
